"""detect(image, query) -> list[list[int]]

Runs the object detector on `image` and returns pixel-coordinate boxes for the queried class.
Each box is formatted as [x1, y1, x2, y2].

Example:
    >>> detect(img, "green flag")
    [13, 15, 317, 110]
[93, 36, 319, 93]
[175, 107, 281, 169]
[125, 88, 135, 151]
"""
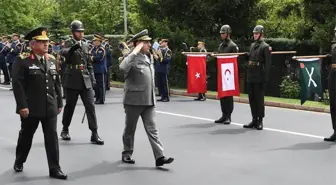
[298, 58, 323, 105]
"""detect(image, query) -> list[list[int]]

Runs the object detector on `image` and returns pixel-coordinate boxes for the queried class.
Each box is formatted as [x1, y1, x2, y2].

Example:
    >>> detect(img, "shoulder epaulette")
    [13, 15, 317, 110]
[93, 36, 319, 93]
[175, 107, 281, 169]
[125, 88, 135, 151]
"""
[19, 52, 30, 59]
[47, 54, 56, 60]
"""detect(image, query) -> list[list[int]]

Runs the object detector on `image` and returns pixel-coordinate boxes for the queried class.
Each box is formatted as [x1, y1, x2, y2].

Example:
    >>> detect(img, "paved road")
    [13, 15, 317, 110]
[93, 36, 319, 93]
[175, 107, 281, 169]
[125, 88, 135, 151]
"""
[0, 85, 335, 185]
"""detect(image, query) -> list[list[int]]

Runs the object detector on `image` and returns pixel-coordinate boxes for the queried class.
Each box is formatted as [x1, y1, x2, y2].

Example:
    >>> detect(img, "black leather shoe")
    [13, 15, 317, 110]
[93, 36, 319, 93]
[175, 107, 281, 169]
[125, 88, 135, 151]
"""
[91, 133, 104, 145]
[214, 116, 225, 123]
[122, 156, 135, 164]
[243, 118, 257, 129]
[49, 169, 67, 180]
[156, 156, 174, 167]
[223, 117, 231, 125]
[13, 163, 23, 172]
[324, 133, 336, 142]
[60, 131, 71, 140]
[255, 118, 263, 130]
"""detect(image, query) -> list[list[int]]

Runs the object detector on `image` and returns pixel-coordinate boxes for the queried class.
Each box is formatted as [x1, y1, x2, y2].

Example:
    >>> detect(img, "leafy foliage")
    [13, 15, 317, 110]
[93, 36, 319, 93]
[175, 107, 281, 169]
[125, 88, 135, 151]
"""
[279, 76, 301, 98]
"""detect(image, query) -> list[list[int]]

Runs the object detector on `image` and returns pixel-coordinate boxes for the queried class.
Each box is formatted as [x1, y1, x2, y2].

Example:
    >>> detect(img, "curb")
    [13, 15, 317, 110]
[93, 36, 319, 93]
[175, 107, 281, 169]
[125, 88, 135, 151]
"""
[110, 83, 330, 114]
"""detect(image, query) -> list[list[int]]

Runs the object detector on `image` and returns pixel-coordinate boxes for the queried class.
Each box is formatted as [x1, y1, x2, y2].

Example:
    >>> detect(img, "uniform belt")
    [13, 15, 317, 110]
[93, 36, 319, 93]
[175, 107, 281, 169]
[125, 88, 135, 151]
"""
[68, 64, 85, 70]
[331, 64, 336, 69]
[248, 61, 260, 66]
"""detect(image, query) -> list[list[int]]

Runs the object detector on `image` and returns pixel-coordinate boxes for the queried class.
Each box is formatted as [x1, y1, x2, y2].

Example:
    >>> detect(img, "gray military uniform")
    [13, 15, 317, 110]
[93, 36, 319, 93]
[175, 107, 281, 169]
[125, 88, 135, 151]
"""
[119, 51, 164, 159]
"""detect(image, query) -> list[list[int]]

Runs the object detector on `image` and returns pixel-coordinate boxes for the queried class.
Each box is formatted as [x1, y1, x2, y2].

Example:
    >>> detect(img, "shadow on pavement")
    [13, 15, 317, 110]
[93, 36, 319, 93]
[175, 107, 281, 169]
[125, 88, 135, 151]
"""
[265, 142, 336, 151]
[209, 128, 250, 135]
[67, 160, 172, 181]
[177, 123, 217, 129]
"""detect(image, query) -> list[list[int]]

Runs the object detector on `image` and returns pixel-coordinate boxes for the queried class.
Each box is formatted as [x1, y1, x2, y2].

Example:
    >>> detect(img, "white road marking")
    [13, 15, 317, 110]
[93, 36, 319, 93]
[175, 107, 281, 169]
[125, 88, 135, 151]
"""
[156, 111, 325, 139]
[0, 86, 11, 90]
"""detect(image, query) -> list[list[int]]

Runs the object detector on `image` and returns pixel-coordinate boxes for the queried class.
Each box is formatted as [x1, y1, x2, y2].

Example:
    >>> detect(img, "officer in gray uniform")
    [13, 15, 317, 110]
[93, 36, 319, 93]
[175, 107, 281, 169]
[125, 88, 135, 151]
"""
[119, 29, 174, 167]
[243, 25, 272, 130]
[324, 25, 336, 142]
[214, 25, 239, 124]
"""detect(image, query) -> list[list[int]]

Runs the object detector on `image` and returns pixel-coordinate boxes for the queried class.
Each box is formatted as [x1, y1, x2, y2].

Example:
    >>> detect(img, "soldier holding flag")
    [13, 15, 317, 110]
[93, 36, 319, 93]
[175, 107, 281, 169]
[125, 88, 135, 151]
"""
[214, 25, 239, 124]
[243, 25, 272, 130]
[324, 25, 336, 142]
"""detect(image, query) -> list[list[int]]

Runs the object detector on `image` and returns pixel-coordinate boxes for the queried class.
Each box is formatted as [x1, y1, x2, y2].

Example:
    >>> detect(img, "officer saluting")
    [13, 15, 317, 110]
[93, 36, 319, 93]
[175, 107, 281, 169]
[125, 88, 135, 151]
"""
[324, 25, 336, 142]
[11, 27, 67, 179]
[90, 33, 107, 104]
[120, 29, 174, 166]
[243, 25, 272, 130]
[60, 20, 104, 144]
[214, 25, 239, 124]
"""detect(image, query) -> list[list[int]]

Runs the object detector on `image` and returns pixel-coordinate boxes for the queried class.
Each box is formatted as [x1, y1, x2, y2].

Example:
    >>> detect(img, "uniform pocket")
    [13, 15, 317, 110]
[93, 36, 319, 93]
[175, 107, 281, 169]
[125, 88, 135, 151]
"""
[28, 69, 43, 75]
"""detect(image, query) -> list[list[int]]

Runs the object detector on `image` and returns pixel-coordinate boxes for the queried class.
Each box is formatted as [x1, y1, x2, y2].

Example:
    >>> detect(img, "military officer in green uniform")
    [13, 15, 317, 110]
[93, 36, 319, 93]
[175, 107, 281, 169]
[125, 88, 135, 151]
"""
[11, 27, 67, 179]
[243, 25, 272, 130]
[214, 25, 239, 124]
[119, 29, 174, 166]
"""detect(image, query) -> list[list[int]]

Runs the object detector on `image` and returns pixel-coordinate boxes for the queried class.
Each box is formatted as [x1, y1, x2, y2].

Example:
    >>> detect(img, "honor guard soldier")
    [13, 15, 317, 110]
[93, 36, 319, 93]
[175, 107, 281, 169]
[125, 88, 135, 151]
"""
[60, 20, 104, 145]
[195, 41, 207, 101]
[154, 38, 172, 102]
[11, 27, 67, 179]
[6, 33, 22, 78]
[243, 25, 272, 130]
[324, 25, 336, 142]
[214, 25, 239, 124]
[90, 33, 107, 104]
[0, 35, 10, 84]
[119, 29, 174, 166]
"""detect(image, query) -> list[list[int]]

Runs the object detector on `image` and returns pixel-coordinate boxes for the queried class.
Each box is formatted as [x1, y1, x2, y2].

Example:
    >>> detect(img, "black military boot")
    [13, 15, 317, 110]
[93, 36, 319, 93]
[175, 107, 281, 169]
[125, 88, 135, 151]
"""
[255, 117, 263, 130]
[214, 115, 226, 123]
[243, 117, 257, 129]
[324, 132, 336, 142]
[60, 130, 71, 140]
[223, 116, 231, 125]
[155, 156, 174, 167]
[91, 132, 104, 145]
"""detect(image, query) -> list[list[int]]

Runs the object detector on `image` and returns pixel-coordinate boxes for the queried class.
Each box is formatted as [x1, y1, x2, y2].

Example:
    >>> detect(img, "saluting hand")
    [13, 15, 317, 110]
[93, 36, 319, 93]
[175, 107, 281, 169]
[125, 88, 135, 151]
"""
[19, 108, 29, 118]
[132, 42, 144, 55]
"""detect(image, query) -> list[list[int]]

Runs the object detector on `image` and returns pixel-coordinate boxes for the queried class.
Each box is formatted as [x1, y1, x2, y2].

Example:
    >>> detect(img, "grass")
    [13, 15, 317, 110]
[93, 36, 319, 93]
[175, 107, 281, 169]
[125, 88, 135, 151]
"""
[111, 81, 328, 109]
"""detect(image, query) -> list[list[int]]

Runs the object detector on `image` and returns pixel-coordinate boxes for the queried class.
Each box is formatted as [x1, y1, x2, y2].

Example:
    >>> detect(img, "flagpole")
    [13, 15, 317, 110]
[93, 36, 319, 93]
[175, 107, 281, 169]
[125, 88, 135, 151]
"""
[182, 52, 214, 55]
[292, 55, 328, 60]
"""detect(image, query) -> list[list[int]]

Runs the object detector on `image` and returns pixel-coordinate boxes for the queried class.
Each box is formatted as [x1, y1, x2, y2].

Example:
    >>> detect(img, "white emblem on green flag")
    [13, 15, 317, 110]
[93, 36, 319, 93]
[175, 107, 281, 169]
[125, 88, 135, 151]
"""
[297, 58, 322, 105]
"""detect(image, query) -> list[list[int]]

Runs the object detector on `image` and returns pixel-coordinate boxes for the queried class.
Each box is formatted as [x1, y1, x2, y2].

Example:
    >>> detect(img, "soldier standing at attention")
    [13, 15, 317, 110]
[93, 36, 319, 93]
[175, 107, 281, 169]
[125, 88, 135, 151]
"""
[90, 33, 107, 104]
[154, 39, 172, 102]
[324, 25, 336, 142]
[243, 25, 272, 130]
[60, 20, 104, 145]
[194, 41, 207, 101]
[119, 29, 174, 166]
[214, 25, 239, 124]
[11, 27, 67, 179]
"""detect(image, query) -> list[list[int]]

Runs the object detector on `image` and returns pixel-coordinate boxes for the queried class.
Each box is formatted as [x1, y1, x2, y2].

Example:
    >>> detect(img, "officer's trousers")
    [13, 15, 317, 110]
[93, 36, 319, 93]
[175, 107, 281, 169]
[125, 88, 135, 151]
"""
[15, 116, 60, 170]
[220, 96, 234, 118]
[0, 61, 10, 82]
[94, 73, 106, 103]
[247, 82, 265, 118]
[157, 73, 169, 98]
[62, 88, 98, 132]
[122, 105, 164, 160]
[328, 70, 336, 132]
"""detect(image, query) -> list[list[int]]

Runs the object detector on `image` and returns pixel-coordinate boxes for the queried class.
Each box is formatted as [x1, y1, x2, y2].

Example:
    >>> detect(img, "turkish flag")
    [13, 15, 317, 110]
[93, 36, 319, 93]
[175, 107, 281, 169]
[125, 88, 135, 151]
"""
[187, 54, 207, 93]
[217, 55, 240, 98]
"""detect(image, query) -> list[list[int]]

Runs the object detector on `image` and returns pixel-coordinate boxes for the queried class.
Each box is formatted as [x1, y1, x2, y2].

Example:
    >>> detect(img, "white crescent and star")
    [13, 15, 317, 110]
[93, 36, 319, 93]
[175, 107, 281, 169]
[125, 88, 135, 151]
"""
[195, 72, 201, 78]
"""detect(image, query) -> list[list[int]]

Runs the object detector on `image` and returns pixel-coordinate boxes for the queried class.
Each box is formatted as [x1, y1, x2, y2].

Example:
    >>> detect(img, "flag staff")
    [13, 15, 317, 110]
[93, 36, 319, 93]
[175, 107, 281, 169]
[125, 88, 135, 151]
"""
[181, 52, 214, 55]
[292, 55, 328, 60]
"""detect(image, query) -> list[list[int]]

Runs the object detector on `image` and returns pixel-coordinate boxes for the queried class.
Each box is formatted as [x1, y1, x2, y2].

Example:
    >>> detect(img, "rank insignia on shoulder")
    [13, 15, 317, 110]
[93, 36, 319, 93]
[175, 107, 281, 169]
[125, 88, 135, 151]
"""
[19, 52, 31, 59]
[47, 54, 56, 60]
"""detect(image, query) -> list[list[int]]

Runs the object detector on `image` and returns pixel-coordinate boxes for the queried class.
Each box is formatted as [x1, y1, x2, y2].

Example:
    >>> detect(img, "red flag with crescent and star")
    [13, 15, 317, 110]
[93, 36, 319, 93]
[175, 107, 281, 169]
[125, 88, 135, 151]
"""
[217, 55, 240, 98]
[186, 54, 207, 93]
